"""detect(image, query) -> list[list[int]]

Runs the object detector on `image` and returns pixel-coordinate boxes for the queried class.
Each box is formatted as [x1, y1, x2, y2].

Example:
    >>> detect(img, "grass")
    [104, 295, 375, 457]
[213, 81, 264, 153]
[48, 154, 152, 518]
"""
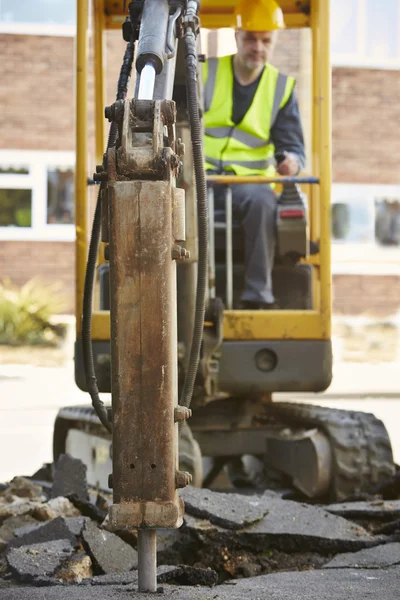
[0, 278, 67, 346]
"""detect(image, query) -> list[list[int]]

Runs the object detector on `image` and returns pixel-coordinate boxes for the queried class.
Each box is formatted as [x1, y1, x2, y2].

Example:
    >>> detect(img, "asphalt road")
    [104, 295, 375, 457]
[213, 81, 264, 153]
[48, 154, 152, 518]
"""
[1, 567, 400, 600]
[1, 359, 400, 599]
[0, 360, 400, 482]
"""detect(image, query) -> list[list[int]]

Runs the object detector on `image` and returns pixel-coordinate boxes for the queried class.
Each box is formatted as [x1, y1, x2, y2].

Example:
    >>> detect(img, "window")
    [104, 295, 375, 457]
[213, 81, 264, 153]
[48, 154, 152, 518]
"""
[0, 189, 32, 227]
[47, 167, 74, 225]
[0, 150, 75, 241]
[332, 184, 400, 275]
[375, 198, 400, 246]
[331, 198, 375, 244]
[0, 0, 76, 36]
[331, 0, 400, 68]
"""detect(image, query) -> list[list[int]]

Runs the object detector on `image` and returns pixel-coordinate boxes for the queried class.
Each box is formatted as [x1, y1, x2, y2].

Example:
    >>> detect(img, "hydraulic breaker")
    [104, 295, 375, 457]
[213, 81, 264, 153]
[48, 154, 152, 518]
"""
[103, 0, 200, 592]
[81, 0, 204, 591]
[106, 97, 190, 592]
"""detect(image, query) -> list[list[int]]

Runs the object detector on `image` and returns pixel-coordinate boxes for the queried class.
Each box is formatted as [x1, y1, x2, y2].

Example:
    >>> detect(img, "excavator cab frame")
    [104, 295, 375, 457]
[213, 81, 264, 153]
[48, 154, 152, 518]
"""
[74, 0, 332, 397]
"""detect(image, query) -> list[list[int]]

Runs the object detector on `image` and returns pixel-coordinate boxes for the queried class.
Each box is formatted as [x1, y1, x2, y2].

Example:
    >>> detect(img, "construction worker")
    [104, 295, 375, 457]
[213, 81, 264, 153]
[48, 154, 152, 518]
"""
[204, 0, 305, 309]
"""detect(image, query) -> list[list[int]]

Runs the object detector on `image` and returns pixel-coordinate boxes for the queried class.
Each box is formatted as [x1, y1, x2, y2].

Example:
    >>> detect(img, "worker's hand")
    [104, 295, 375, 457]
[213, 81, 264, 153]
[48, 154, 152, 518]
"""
[277, 152, 300, 176]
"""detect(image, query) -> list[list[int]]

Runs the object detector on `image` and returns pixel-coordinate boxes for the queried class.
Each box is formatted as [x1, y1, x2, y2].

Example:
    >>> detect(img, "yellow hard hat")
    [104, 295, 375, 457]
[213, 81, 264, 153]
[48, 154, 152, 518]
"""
[234, 0, 285, 31]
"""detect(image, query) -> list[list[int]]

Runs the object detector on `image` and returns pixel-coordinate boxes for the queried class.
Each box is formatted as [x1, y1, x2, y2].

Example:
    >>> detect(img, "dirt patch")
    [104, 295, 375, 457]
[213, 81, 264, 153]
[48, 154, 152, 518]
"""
[188, 544, 331, 583]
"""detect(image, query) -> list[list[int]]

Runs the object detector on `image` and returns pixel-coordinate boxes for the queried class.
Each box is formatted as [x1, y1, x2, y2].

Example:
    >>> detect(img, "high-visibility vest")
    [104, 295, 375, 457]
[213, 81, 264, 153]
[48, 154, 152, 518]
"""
[203, 55, 295, 176]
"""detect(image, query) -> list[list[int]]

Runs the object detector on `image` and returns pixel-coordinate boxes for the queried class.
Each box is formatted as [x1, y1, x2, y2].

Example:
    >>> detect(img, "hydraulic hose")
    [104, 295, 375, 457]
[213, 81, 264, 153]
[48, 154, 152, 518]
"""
[82, 40, 135, 434]
[179, 23, 208, 415]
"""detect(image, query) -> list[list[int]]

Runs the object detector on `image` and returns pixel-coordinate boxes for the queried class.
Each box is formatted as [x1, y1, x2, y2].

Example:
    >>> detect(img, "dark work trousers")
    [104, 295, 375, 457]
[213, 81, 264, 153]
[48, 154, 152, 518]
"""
[211, 182, 277, 304]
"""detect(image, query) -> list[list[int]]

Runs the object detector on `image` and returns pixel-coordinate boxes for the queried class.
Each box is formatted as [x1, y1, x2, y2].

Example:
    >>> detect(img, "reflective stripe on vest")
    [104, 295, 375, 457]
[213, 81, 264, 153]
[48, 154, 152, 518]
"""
[205, 127, 271, 149]
[204, 57, 218, 113]
[271, 72, 289, 126]
[203, 55, 295, 176]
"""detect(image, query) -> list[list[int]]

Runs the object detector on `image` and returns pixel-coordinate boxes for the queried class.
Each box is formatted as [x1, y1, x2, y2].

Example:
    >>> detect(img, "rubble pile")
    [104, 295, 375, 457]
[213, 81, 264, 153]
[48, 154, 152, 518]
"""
[1, 455, 400, 590]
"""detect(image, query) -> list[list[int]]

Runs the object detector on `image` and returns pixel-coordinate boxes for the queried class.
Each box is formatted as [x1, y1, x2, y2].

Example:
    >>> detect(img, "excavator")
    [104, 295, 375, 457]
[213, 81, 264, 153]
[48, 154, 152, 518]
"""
[52, 0, 395, 591]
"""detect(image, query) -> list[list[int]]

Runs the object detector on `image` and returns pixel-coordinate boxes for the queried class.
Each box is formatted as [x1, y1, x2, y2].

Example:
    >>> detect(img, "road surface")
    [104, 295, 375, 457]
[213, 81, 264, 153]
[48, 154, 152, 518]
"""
[0, 359, 400, 482]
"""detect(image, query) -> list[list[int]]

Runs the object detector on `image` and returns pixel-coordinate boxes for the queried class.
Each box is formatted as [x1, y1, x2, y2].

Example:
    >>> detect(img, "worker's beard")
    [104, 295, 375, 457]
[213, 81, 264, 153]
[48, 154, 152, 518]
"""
[243, 53, 266, 71]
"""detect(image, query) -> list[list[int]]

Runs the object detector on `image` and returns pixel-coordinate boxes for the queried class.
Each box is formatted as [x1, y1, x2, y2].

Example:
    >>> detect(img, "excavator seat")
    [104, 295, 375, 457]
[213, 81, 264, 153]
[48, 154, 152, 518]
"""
[209, 183, 314, 310]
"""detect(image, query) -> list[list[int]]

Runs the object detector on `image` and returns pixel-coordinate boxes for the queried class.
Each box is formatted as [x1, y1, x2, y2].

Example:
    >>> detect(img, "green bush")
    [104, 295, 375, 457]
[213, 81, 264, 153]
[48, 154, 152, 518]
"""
[0, 278, 67, 346]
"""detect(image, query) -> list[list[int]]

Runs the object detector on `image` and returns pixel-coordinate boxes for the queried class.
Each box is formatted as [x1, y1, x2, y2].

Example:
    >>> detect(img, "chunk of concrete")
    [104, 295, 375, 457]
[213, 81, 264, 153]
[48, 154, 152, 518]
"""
[325, 542, 400, 569]
[325, 500, 400, 520]
[29, 463, 52, 483]
[66, 494, 106, 523]
[2, 478, 44, 501]
[82, 521, 138, 574]
[180, 487, 268, 530]
[183, 514, 220, 534]
[0, 515, 39, 551]
[44, 497, 81, 519]
[52, 455, 89, 503]
[56, 553, 93, 583]
[6, 539, 74, 582]
[238, 497, 380, 552]
[9, 516, 80, 549]
[0, 500, 43, 525]
[158, 565, 218, 587]
[14, 516, 87, 540]
[180, 490, 377, 552]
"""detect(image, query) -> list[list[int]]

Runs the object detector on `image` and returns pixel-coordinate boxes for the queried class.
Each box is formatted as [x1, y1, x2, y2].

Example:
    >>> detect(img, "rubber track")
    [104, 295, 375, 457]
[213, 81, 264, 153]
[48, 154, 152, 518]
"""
[268, 403, 395, 501]
[55, 403, 395, 501]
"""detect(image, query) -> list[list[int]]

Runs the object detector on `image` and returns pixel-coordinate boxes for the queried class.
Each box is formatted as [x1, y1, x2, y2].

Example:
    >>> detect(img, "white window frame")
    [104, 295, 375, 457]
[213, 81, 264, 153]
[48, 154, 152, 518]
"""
[332, 183, 400, 275]
[331, 0, 400, 70]
[0, 150, 75, 242]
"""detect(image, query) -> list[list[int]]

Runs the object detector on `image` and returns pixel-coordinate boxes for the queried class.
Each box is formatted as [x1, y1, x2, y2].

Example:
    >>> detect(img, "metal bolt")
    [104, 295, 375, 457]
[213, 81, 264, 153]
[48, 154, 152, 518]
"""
[96, 164, 104, 173]
[174, 406, 192, 423]
[108, 474, 113, 489]
[175, 470, 192, 489]
[105, 104, 115, 122]
[172, 245, 190, 261]
[93, 171, 108, 183]
[172, 244, 182, 260]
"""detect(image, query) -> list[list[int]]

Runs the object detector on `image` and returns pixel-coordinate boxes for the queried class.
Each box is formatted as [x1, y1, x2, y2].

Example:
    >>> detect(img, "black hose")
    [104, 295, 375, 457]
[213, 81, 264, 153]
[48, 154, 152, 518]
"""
[179, 26, 208, 414]
[81, 40, 135, 434]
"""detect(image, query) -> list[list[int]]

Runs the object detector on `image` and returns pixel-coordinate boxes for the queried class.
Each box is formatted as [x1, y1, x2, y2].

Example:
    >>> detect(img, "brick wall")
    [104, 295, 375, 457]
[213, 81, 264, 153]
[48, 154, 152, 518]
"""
[0, 31, 127, 153]
[332, 68, 400, 185]
[0, 241, 75, 312]
[333, 274, 400, 317]
[1, 31, 400, 316]
[332, 66, 400, 315]
[0, 31, 126, 314]
[0, 35, 74, 151]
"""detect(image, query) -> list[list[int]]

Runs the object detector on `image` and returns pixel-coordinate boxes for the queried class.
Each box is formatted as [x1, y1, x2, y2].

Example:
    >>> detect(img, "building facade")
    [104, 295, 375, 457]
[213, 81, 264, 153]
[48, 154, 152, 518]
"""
[0, 1, 399, 316]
